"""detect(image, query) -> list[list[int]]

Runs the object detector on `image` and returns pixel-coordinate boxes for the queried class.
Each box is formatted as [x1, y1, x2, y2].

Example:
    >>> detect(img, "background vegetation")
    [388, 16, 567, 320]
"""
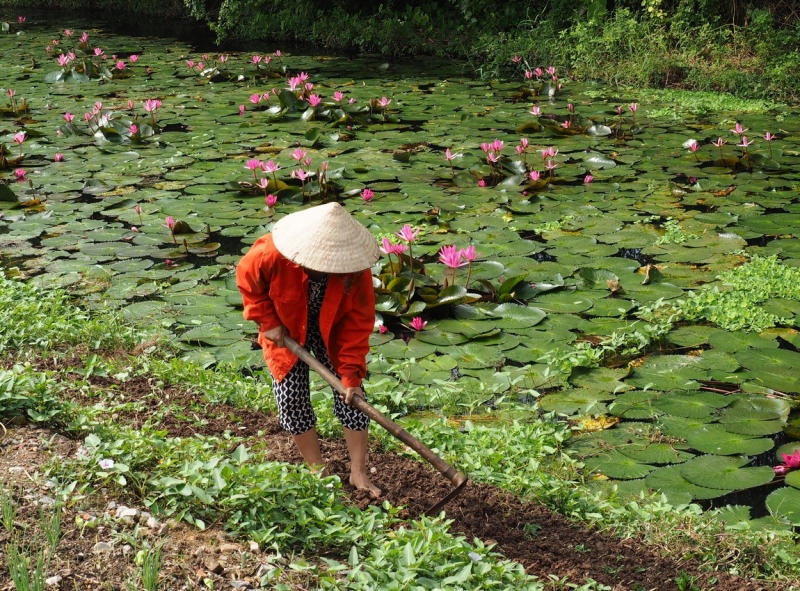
[2, 0, 798, 99]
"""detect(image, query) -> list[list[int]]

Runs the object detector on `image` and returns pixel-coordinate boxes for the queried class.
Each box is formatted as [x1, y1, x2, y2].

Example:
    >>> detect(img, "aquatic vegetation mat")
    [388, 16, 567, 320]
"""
[2, 15, 800, 524]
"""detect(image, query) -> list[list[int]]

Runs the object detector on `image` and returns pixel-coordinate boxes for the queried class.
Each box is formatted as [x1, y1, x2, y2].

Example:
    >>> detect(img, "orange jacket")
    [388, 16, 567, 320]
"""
[236, 234, 375, 388]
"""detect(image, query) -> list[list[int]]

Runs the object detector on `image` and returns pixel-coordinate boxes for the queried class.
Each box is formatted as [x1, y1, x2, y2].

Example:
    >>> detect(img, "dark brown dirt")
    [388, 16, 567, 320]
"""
[3, 364, 774, 590]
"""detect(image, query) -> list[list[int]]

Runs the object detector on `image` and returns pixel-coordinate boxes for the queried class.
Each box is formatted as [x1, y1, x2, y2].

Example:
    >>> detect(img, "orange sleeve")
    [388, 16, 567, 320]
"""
[235, 237, 282, 333]
[335, 270, 376, 388]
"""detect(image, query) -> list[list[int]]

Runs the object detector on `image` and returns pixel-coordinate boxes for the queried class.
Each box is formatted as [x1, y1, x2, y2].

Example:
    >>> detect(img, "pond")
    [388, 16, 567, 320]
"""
[2, 13, 800, 527]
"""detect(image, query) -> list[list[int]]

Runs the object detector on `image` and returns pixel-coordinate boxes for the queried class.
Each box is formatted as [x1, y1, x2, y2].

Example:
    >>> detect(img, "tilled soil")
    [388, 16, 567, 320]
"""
[5, 365, 772, 590]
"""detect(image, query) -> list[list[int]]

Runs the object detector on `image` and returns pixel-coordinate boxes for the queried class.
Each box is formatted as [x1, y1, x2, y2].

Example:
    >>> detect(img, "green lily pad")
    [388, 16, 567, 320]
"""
[680, 455, 775, 490]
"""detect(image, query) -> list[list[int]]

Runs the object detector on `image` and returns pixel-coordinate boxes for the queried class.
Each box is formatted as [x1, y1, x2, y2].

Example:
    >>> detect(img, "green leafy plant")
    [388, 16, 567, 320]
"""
[5, 542, 48, 591]
[1, 484, 16, 531]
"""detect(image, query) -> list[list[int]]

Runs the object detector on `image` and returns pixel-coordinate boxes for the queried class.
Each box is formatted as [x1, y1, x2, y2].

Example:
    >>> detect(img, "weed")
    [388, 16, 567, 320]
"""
[675, 570, 701, 591]
[139, 541, 165, 591]
[39, 503, 62, 553]
[5, 542, 49, 591]
[1, 484, 17, 531]
[523, 522, 542, 539]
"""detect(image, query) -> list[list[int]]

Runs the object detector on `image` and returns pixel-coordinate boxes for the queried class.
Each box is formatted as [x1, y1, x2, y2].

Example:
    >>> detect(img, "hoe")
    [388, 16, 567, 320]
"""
[285, 336, 468, 515]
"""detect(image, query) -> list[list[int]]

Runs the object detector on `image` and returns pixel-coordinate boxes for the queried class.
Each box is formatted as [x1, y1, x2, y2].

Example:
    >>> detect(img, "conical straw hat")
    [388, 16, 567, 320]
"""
[272, 202, 380, 273]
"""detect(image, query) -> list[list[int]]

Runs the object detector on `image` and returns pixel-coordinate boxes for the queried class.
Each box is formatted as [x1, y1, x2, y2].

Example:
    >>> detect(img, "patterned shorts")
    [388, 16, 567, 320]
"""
[271, 276, 370, 435]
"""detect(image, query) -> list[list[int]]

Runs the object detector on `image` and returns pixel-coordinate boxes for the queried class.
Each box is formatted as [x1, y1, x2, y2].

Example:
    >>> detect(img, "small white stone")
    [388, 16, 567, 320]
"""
[93, 542, 113, 553]
[248, 540, 260, 553]
[219, 543, 240, 554]
[370, 467, 377, 474]
[122, 545, 132, 556]
[146, 516, 159, 528]
[45, 575, 62, 586]
[8, 467, 24, 473]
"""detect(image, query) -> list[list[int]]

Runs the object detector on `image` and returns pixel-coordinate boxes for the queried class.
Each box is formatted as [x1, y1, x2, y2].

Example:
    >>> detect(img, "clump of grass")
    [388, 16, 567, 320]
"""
[1, 484, 17, 532]
[140, 542, 165, 591]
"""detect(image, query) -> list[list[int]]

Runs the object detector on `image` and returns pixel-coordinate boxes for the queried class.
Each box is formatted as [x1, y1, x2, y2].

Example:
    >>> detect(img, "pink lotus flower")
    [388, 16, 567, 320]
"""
[378, 96, 392, 108]
[64, 29, 72, 37]
[134, 205, 142, 215]
[143, 99, 161, 113]
[459, 245, 478, 262]
[584, 174, 593, 183]
[445, 148, 460, 161]
[396, 224, 420, 243]
[379, 237, 395, 255]
[219, 55, 228, 63]
[13, 132, 26, 145]
[288, 77, 301, 92]
[348, 97, 357, 104]
[304, 83, 314, 92]
[18, 16, 25, 23]
[186, 60, 195, 69]
[478, 179, 486, 187]
[480, 142, 490, 153]
[561, 120, 571, 129]
[775, 465, 791, 476]
[307, 94, 322, 107]
[534, 67, 543, 77]
[567, 103, 574, 113]
[529, 105, 540, 116]
[54, 153, 63, 162]
[84, 112, 93, 122]
[265, 194, 278, 207]
[80, 32, 88, 43]
[252, 55, 262, 64]
[129, 124, 138, 135]
[617, 105, 624, 115]
[130, 54, 139, 63]
[512, 55, 521, 63]
[250, 93, 261, 104]
[274, 50, 282, 57]
[245, 158, 262, 171]
[546, 159, 558, 171]
[261, 93, 271, 102]
[6, 89, 14, 98]
[519, 137, 528, 149]
[629, 103, 638, 113]
[515, 145, 524, 155]
[333, 91, 345, 102]
[46, 46, 51, 53]
[90, 48, 102, 58]
[409, 317, 428, 331]
[525, 70, 533, 80]
[529, 170, 541, 181]
[737, 135, 754, 148]
[763, 131, 777, 158]
[361, 188, 374, 203]
[730, 122, 748, 136]
[263, 160, 280, 174]
[491, 139, 504, 152]
[14, 169, 25, 180]
[128, 100, 134, 110]
[57, 54, 70, 67]
[546, 66, 556, 76]
[686, 139, 700, 161]
[439, 245, 466, 268]
[711, 137, 727, 148]
[68, 51, 76, 61]
[379, 325, 389, 334]
[543, 146, 558, 159]
[165, 259, 173, 267]
[239, 105, 246, 116]
[291, 148, 307, 162]
[116, 60, 125, 70]
[486, 152, 500, 164]
[291, 168, 308, 181]
[783, 450, 800, 469]
[163, 216, 175, 230]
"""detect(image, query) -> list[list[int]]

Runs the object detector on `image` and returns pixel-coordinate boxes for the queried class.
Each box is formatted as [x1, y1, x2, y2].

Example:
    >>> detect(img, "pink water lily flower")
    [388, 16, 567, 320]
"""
[265, 194, 278, 207]
[186, 60, 195, 69]
[13, 132, 26, 145]
[439, 245, 467, 269]
[6, 89, 14, 98]
[249, 94, 261, 104]
[486, 152, 500, 164]
[519, 137, 529, 149]
[524, 70, 533, 80]
[291, 168, 308, 181]
[14, 169, 26, 180]
[512, 55, 521, 63]
[94, 47, 103, 56]
[459, 245, 478, 262]
[534, 67, 543, 77]
[64, 29, 72, 37]
[262, 160, 280, 174]
[332, 91, 345, 102]
[129, 124, 138, 135]
[274, 50, 282, 57]
[445, 148, 460, 162]
[378, 96, 392, 108]
[18, 16, 25, 23]
[291, 148, 307, 162]
[529, 170, 541, 181]
[219, 55, 228, 63]
[115, 60, 125, 70]
[730, 122, 748, 136]
[239, 105, 246, 115]
[378, 325, 389, 334]
[480, 142, 490, 153]
[763, 131, 777, 142]
[54, 153, 63, 162]
[361, 188, 374, 203]
[561, 120, 572, 129]
[567, 103, 574, 113]
[130, 54, 139, 63]
[711, 137, 727, 148]
[546, 66, 556, 76]
[80, 32, 88, 43]
[396, 224, 420, 243]
[478, 179, 486, 187]
[307, 94, 322, 107]
[252, 55, 262, 64]
[57, 54, 70, 67]
[245, 158, 262, 171]
[143, 99, 161, 112]
[491, 139, 504, 152]
[629, 102, 638, 113]
[529, 105, 540, 116]
[584, 174, 593, 183]
[409, 317, 428, 331]
[737, 135, 754, 148]
[163, 216, 175, 230]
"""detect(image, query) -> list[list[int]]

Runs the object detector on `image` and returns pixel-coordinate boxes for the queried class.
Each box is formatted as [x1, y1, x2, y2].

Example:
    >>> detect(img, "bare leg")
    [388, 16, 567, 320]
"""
[344, 427, 381, 498]
[292, 428, 328, 476]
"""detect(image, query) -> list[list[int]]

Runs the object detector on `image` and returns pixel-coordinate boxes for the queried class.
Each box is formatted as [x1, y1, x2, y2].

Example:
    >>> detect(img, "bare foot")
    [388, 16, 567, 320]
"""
[350, 472, 381, 499]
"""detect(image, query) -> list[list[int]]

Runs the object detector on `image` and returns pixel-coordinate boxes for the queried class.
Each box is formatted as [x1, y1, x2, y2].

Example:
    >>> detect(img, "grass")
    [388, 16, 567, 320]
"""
[2, 268, 800, 586]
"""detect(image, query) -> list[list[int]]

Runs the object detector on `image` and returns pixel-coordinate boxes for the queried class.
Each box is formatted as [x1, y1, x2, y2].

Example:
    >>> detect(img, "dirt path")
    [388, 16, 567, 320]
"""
[4, 367, 772, 590]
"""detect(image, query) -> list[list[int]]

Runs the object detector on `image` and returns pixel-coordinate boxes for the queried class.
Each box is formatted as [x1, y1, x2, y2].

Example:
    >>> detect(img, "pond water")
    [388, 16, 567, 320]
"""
[2, 13, 800, 526]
